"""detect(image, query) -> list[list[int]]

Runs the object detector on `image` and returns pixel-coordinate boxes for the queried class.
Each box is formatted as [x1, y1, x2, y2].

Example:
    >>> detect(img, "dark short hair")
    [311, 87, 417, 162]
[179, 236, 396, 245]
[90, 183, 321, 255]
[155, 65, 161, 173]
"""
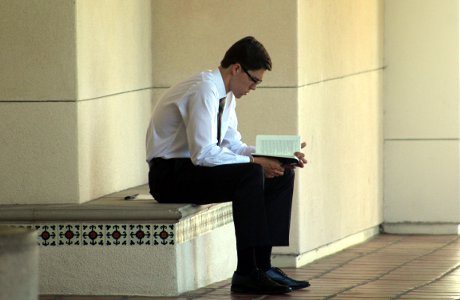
[220, 36, 272, 71]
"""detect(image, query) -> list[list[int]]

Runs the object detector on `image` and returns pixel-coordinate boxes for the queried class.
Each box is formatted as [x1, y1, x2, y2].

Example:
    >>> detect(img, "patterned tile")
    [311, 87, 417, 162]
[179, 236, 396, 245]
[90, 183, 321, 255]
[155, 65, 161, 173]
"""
[153, 224, 175, 245]
[106, 224, 129, 246]
[36, 224, 58, 246]
[82, 224, 105, 246]
[10, 223, 176, 247]
[129, 224, 151, 245]
[10, 223, 175, 247]
[58, 224, 81, 246]
[7, 203, 232, 248]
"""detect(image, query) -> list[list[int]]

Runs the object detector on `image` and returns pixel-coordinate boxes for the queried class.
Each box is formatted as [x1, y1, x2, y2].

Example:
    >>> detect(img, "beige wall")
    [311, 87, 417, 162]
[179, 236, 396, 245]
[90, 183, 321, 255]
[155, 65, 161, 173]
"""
[76, 0, 152, 201]
[151, 0, 298, 88]
[0, 0, 152, 204]
[150, 0, 384, 262]
[294, 0, 383, 256]
[0, 0, 79, 204]
[1, 0, 385, 266]
[0, 0, 77, 101]
[384, 0, 460, 229]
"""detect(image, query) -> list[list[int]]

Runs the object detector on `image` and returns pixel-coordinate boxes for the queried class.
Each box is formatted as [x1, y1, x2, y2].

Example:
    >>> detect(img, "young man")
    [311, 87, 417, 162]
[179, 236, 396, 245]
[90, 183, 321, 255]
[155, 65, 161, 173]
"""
[146, 36, 309, 294]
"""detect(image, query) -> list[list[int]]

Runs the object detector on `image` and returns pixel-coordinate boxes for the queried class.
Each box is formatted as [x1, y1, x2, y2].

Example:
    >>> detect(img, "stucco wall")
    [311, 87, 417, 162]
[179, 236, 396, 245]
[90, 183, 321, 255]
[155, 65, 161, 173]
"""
[384, 0, 460, 227]
[0, 0, 153, 204]
[0, 0, 79, 204]
[150, 0, 384, 262]
[1, 0, 385, 266]
[294, 0, 383, 256]
[76, 0, 152, 201]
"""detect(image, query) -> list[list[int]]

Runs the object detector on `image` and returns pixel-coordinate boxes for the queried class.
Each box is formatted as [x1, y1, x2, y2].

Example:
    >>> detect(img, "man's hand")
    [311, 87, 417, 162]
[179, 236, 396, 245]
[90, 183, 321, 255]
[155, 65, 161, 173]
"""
[251, 142, 307, 176]
[292, 142, 308, 168]
[252, 156, 285, 178]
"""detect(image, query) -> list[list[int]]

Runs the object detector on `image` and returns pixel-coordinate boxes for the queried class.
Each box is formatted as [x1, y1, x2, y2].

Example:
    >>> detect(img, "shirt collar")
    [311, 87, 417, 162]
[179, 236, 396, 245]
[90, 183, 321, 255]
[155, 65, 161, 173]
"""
[210, 68, 227, 99]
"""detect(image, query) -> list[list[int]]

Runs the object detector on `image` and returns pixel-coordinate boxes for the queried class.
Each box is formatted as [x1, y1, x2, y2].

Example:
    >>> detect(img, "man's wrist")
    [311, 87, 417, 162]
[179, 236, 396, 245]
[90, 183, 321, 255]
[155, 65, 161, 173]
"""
[249, 155, 254, 163]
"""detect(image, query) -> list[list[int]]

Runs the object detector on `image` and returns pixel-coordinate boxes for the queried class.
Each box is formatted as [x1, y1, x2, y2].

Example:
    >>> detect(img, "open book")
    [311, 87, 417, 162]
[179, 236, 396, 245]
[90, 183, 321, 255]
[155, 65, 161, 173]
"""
[252, 135, 301, 165]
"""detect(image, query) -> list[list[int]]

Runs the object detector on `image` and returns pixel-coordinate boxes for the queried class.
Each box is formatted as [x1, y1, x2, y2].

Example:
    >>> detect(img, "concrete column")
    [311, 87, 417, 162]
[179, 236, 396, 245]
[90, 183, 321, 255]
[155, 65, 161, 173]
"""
[293, 0, 384, 264]
[0, 226, 38, 300]
[0, 0, 152, 205]
[384, 0, 460, 233]
[0, 0, 79, 205]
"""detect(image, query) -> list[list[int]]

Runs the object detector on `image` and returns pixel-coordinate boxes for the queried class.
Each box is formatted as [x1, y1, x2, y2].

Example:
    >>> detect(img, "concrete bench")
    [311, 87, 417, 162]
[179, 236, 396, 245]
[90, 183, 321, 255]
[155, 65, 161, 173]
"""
[0, 185, 236, 297]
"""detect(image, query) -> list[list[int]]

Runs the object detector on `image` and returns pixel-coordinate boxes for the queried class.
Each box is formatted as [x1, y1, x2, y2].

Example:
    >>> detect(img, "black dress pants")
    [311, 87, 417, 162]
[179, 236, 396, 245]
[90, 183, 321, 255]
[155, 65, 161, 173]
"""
[148, 158, 294, 249]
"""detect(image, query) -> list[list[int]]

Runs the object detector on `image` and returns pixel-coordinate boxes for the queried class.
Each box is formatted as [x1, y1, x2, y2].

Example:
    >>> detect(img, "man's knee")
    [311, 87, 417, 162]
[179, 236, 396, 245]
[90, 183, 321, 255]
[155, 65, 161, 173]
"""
[235, 163, 265, 189]
[248, 163, 264, 177]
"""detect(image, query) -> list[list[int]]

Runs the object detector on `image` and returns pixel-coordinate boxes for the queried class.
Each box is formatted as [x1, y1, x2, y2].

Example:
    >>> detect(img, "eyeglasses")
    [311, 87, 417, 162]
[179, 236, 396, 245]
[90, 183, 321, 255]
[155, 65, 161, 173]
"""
[241, 65, 262, 85]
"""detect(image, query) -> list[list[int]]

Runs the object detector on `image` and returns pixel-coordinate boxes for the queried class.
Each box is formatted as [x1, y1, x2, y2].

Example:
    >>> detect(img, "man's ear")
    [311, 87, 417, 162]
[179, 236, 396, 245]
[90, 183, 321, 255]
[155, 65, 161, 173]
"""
[232, 63, 240, 74]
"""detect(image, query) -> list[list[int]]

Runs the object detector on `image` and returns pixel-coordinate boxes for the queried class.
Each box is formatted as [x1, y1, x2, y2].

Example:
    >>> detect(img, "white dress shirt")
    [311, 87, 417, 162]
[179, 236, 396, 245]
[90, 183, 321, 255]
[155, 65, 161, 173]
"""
[146, 69, 255, 166]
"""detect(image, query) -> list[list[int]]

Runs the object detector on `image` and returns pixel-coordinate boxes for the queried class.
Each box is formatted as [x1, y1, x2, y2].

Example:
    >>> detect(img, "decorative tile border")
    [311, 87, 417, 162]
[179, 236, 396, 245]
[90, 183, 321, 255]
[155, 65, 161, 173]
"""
[14, 224, 175, 247]
[8, 203, 234, 247]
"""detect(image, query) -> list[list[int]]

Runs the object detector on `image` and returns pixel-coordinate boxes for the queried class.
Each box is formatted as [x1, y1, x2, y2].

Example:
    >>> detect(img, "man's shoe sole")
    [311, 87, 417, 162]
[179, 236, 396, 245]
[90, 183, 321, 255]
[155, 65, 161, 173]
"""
[231, 284, 292, 294]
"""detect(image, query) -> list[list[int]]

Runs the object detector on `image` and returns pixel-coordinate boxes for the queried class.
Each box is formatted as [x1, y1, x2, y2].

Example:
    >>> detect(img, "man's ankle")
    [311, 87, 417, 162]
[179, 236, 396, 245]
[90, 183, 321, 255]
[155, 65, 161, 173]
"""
[235, 267, 257, 276]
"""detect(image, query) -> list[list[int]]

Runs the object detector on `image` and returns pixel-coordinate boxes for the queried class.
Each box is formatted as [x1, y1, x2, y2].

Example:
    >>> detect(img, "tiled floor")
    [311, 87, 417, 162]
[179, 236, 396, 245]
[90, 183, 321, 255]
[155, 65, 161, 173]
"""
[40, 234, 460, 300]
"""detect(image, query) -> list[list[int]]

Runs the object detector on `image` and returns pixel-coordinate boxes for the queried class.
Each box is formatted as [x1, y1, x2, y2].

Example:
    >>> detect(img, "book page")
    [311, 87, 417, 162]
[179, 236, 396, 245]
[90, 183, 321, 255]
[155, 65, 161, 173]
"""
[256, 135, 300, 156]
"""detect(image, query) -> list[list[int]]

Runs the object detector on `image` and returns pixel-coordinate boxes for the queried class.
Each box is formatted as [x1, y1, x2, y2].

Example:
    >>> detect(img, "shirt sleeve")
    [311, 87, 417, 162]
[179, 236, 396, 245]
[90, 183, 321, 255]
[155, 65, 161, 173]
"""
[182, 82, 251, 166]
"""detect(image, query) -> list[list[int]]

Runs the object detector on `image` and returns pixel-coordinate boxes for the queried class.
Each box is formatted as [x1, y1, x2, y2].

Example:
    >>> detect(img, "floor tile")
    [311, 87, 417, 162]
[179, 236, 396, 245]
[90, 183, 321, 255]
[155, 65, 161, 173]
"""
[39, 234, 460, 300]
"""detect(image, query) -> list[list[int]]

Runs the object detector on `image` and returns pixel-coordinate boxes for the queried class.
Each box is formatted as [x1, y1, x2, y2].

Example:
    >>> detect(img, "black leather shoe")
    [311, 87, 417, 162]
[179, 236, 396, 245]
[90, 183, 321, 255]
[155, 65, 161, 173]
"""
[265, 267, 310, 290]
[231, 269, 292, 294]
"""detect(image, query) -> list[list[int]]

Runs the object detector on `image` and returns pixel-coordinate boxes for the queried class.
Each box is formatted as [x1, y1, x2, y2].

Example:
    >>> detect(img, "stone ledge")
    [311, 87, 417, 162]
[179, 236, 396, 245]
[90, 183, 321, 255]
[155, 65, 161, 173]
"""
[0, 184, 234, 246]
[0, 185, 218, 223]
[1, 188, 236, 296]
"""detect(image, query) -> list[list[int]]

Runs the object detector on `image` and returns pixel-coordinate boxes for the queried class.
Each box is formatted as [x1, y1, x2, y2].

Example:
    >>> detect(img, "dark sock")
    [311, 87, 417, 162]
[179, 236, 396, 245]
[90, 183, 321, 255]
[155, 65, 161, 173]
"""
[236, 247, 256, 275]
[255, 245, 272, 271]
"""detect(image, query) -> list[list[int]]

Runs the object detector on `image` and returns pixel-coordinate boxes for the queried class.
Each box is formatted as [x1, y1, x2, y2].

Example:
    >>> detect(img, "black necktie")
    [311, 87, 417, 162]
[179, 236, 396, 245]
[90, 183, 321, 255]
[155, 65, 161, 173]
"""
[217, 97, 226, 145]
